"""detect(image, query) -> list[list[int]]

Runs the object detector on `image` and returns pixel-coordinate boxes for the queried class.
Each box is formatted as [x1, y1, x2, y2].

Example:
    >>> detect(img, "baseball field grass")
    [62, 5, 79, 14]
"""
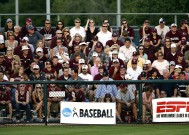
[0, 124, 189, 135]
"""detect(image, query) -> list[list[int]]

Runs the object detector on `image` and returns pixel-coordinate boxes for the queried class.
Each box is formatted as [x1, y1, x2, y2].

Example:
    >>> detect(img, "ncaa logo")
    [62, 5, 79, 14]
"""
[62, 108, 72, 117]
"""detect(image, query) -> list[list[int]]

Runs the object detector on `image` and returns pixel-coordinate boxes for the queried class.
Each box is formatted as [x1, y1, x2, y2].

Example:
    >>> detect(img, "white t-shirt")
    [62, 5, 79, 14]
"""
[70, 26, 86, 39]
[155, 25, 170, 40]
[96, 31, 112, 47]
[126, 66, 143, 80]
[119, 45, 136, 62]
[151, 60, 169, 75]
[78, 73, 93, 81]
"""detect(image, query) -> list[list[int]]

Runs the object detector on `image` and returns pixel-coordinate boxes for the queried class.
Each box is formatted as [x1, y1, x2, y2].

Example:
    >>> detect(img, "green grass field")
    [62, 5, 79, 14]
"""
[0, 124, 189, 135]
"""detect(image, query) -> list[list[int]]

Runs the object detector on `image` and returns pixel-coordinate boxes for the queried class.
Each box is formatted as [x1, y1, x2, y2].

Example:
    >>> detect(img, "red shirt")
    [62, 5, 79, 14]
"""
[106, 39, 124, 47]
[0, 90, 11, 102]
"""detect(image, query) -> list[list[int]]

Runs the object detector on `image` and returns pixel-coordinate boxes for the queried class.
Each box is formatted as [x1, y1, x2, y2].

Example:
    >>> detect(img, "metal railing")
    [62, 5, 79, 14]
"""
[0, 80, 188, 125]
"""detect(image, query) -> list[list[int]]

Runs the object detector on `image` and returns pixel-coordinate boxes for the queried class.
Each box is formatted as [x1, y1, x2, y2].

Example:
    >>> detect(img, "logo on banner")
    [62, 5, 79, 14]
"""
[62, 108, 72, 117]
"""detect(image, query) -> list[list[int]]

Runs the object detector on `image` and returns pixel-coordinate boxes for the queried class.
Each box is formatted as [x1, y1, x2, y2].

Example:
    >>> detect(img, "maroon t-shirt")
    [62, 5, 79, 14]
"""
[118, 26, 135, 38]
[165, 30, 182, 43]
[178, 28, 188, 40]
[175, 60, 187, 71]
[106, 39, 124, 47]
[14, 45, 33, 56]
[17, 89, 27, 102]
[75, 90, 85, 102]
[165, 52, 177, 62]
[143, 45, 155, 63]
[0, 90, 11, 102]
[94, 73, 103, 80]
[149, 35, 162, 45]
[113, 73, 125, 80]
[42, 68, 56, 78]
[139, 27, 152, 39]
[51, 63, 62, 74]
[69, 59, 79, 69]
[19, 54, 33, 69]
[108, 67, 120, 78]
[108, 58, 124, 69]
[4, 56, 12, 72]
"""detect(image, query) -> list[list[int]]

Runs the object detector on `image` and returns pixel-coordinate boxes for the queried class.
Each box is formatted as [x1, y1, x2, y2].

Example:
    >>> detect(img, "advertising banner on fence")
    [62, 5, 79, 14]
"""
[152, 98, 189, 122]
[60, 102, 116, 124]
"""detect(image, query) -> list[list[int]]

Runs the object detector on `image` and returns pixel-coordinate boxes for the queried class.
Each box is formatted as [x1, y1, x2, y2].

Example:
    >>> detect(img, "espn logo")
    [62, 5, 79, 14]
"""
[156, 101, 189, 113]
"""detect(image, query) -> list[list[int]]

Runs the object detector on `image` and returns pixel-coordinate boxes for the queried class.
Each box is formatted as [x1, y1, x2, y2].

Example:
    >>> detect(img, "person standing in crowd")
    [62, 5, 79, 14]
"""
[21, 18, 37, 36]
[118, 18, 135, 41]
[155, 18, 170, 44]
[39, 19, 56, 48]
[96, 23, 112, 47]
[4, 18, 14, 40]
[84, 19, 99, 42]
[70, 18, 86, 41]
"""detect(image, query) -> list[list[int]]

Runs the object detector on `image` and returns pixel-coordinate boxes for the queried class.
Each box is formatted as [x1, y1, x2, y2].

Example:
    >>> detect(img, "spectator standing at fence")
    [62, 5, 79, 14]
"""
[39, 19, 56, 48]
[15, 84, 32, 122]
[95, 71, 117, 102]
[21, 18, 37, 37]
[4, 18, 14, 40]
[118, 18, 135, 41]
[0, 85, 12, 118]
[96, 23, 112, 47]
[139, 20, 152, 44]
[155, 18, 170, 43]
[32, 84, 43, 119]
[178, 19, 189, 41]
[165, 23, 182, 46]
[85, 19, 99, 43]
[177, 71, 188, 97]
[119, 38, 136, 63]
[70, 18, 85, 41]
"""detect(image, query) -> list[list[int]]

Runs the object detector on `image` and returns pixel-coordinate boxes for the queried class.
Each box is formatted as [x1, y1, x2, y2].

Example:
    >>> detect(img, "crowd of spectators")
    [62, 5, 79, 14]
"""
[0, 17, 189, 123]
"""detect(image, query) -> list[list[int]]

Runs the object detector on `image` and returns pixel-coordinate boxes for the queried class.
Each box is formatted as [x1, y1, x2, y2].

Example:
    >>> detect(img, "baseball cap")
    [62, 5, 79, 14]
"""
[181, 19, 188, 24]
[92, 52, 98, 57]
[23, 37, 29, 41]
[125, 74, 132, 80]
[98, 64, 105, 69]
[171, 43, 176, 48]
[177, 51, 184, 57]
[79, 59, 85, 64]
[140, 71, 147, 77]
[6, 18, 12, 23]
[171, 23, 177, 27]
[112, 50, 118, 55]
[132, 51, 138, 56]
[104, 93, 111, 98]
[119, 83, 127, 89]
[93, 36, 98, 41]
[152, 28, 157, 33]
[0, 35, 4, 44]
[22, 45, 29, 51]
[79, 42, 88, 46]
[113, 59, 119, 63]
[33, 64, 40, 69]
[169, 61, 175, 66]
[175, 65, 182, 69]
[131, 59, 137, 64]
[36, 47, 43, 53]
[120, 64, 126, 69]
[96, 42, 103, 48]
[143, 64, 148, 70]
[145, 60, 151, 65]
[26, 18, 32, 22]
[112, 32, 118, 37]
[103, 71, 109, 77]
[82, 64, 88, 70]
[144, 37, 150, 42]
[159, 18, 165, 23]
[27, 25, 34, 30]
[144, 20, 149, 23]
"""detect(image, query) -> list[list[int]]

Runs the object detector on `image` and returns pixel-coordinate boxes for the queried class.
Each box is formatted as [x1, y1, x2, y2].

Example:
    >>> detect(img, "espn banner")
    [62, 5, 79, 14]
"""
[152, 98, 189, 122]
[60, 102, 116, 124]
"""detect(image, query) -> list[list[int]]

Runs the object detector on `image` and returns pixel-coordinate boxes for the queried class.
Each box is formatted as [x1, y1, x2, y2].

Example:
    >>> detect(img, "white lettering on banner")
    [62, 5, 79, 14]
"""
[60, 102, 116, 124]
[152, 98, 189, 122]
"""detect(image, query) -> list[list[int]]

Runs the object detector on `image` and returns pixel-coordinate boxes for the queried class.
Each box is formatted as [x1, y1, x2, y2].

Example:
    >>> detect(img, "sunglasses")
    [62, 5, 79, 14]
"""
[36, 87, 41, 89]
[34, 68, 39, 70]
[50, 86, 56, 88]
[64, 30, 69, 32]
[89, 22, 94, 23]
[46, 62, 51, 65]
[139, 48, 143, 50]
[102, 26, 108, 27]
[58, 24, 62, 25]
[19, 85, 25, 87]
[57, 33, 62, 34]
[45, 22, 50, 24]
[75, 22, 80, 23]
